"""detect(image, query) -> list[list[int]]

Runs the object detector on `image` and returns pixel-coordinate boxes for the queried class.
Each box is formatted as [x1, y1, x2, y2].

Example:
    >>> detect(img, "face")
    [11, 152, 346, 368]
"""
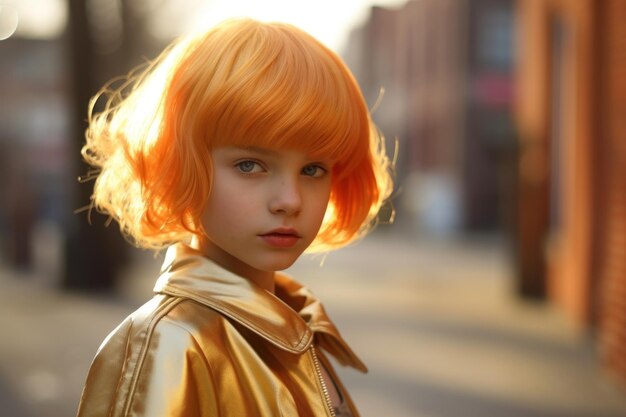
[198, 146, 333, 280]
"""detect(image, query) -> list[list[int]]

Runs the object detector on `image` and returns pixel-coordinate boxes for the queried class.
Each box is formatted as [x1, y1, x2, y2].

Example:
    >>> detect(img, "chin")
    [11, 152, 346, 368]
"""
[270, 261, 298, 272]
[258, 256, 300, 272]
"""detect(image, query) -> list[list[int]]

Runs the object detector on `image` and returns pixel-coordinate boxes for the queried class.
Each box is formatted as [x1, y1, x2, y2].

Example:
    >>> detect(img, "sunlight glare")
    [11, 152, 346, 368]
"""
[187, 0, 407, 52]
[6, 0, 66, 39]
[0, 4, 18, 40]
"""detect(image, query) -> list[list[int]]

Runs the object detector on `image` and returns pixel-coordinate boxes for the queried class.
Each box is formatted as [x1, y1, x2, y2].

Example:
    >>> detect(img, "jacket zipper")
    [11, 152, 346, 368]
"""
[310, 346, 336, 417]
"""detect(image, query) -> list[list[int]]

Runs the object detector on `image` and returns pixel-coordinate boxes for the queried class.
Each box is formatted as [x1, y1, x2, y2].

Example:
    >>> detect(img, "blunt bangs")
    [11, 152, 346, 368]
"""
[176, 20, 370, 175]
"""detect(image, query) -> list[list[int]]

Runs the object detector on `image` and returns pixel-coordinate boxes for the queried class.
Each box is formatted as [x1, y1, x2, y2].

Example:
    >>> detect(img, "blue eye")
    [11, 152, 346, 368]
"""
[302, 165, 326, 177]
[236, 160, 261, 173]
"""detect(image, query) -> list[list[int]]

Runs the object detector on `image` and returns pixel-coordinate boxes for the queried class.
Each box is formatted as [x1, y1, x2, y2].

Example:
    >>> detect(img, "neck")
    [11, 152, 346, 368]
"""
[190, 236, 276, 294]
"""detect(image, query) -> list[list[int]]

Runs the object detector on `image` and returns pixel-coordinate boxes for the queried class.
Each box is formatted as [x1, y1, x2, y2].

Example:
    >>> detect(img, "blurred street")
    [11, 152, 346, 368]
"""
[1, 233, 625, 417]
[2, 1, 626, 415]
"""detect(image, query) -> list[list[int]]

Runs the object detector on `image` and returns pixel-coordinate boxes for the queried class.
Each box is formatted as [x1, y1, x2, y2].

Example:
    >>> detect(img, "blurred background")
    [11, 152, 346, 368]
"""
[1, 1, 625, 416]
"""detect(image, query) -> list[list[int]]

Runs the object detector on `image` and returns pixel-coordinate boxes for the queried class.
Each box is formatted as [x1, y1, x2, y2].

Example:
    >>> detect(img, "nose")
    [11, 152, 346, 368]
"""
[269, 176, 302, 216]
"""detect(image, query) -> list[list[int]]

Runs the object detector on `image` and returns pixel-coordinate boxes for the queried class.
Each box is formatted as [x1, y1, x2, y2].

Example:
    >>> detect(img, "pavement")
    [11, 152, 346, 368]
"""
[1, 232, 626, 417]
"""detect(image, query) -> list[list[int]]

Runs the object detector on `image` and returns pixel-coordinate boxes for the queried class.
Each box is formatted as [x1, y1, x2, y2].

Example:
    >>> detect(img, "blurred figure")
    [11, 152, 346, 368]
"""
[3, 144, 36, 270]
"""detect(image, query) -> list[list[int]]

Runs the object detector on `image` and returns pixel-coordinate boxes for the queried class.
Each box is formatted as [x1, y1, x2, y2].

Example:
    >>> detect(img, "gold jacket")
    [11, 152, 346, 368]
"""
[76, 244, 367, 417]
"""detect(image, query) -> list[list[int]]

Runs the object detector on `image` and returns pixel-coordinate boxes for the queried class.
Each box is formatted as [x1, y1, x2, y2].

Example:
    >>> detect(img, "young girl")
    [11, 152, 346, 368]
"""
[76, 18, 392, 417]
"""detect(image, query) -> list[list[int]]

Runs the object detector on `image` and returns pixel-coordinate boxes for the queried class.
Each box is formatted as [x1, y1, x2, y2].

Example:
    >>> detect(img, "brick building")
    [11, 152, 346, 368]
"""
[515, 0, 626, 386]
[344, 0, 516, 235]
[346, 0, 626, 389]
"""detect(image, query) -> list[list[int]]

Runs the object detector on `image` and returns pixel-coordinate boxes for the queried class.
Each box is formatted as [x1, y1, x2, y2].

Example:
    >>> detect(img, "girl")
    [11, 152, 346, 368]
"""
[76, 18, 392, 417]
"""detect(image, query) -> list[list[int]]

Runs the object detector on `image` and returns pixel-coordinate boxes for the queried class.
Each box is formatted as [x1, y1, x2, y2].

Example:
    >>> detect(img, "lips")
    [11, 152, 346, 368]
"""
[259, 228, 301, 248]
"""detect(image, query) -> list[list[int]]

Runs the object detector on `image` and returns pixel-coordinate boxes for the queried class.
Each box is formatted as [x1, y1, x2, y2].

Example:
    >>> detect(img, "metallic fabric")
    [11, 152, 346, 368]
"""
[76, 243, 367, 417]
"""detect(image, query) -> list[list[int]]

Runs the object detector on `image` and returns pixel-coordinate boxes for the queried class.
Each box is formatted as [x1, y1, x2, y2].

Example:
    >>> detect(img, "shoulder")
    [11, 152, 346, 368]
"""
[104, 294, 231, 362]
[78, 294, 224, 417]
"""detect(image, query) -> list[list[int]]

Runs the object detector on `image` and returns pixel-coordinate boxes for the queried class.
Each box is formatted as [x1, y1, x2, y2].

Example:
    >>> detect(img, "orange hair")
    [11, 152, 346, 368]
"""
[83, 18, 393, 251]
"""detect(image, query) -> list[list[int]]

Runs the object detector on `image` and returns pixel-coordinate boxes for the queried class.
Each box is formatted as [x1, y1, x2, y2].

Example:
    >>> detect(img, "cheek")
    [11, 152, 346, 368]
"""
[203, 187, 259, 226]
[308, 187, 332, 222]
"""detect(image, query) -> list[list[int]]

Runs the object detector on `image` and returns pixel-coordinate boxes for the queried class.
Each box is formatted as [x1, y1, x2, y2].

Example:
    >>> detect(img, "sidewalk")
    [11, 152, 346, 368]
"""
[1, 233, 626, 417]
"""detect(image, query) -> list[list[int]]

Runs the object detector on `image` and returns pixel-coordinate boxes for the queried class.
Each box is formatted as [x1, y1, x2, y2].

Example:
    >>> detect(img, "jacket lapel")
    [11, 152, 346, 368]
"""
[153, 244, 367, 372]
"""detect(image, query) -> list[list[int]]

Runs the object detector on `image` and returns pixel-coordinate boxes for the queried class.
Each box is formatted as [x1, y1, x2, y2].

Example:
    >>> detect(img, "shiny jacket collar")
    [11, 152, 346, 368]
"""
[153, 244, 368, 372]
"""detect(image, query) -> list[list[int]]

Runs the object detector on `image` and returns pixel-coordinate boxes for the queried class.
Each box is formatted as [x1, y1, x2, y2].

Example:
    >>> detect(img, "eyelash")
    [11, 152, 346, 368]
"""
[234, 160, 328, 178]
[235, 160, 263, 174]
[301, 164, 327, 178]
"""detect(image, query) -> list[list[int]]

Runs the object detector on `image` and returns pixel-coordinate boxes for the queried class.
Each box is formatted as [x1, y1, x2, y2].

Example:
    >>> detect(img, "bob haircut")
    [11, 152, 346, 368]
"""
[83, 18, 393, 252]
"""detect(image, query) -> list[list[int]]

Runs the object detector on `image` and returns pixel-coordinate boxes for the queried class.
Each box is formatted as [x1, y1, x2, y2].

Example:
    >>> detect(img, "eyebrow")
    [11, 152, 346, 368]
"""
[234, 146, 279, 157]
[229, 146, 333, 164]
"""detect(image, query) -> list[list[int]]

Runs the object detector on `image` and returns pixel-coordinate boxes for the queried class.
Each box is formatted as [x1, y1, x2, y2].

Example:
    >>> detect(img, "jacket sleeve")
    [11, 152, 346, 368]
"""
[76, 315, 218, 417]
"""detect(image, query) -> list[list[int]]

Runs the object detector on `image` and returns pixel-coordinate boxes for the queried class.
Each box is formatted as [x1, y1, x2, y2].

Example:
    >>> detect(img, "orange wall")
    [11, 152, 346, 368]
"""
[597, 0, 626, 388]
[516, 0, 626, 387]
